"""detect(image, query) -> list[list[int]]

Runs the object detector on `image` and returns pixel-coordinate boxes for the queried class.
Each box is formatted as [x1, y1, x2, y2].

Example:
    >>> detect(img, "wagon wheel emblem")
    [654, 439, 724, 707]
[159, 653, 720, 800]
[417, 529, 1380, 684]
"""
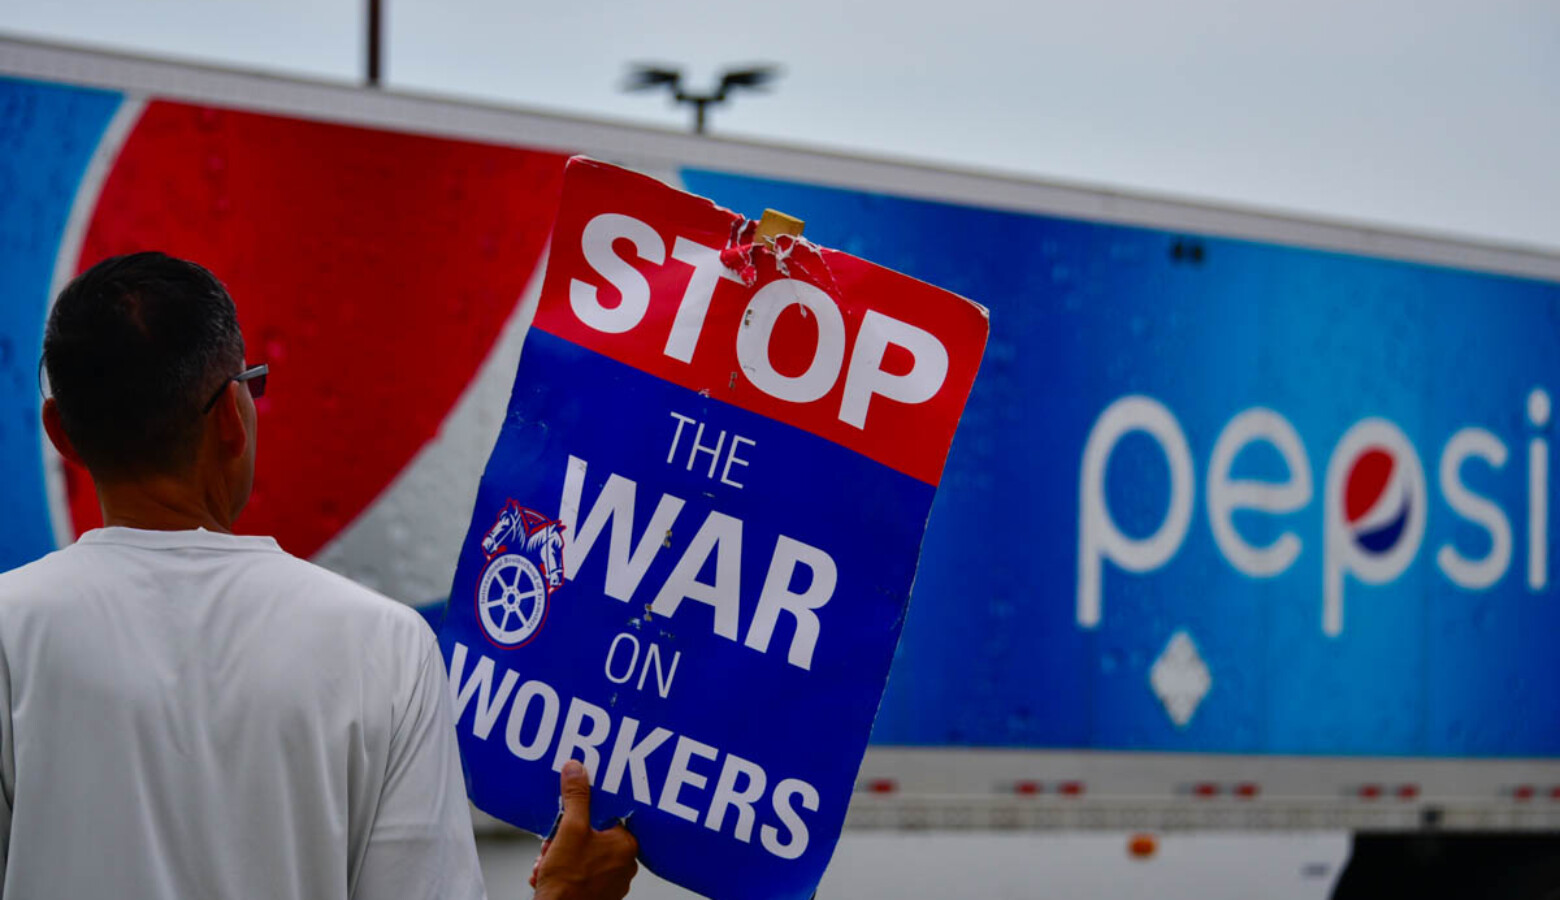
[477, 553, 547, 646]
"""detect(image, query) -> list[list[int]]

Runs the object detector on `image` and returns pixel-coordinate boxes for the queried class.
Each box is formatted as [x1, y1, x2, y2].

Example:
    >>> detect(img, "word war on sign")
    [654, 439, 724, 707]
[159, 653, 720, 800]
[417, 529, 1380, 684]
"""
[558, 452, 837, 671]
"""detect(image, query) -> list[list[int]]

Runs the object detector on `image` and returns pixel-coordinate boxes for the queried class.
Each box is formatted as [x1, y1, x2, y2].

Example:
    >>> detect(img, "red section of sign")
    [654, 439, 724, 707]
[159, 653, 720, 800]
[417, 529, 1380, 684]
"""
[66, 101, 568, 556]
[532, 159, 989, 486]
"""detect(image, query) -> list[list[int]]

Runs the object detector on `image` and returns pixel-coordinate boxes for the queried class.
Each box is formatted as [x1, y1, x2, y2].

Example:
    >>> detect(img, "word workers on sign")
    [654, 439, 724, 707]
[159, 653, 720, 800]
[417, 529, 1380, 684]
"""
[439, 158, 987, 900]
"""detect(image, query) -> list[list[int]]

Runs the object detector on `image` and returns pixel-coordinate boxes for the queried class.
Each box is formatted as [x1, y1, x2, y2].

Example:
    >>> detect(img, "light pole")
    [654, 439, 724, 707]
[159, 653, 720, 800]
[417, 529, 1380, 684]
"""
[366, 0, 383, 87]
[625, 65, 780, 135]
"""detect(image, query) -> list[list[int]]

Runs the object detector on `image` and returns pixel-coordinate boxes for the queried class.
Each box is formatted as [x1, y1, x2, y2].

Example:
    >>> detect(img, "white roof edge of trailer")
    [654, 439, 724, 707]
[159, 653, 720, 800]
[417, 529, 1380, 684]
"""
[3, 32, 1558, 284]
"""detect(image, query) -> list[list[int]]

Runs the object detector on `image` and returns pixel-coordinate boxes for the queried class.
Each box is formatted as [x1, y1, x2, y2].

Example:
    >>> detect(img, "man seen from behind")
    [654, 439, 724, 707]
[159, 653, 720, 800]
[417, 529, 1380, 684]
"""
[0, 252, 637, 899]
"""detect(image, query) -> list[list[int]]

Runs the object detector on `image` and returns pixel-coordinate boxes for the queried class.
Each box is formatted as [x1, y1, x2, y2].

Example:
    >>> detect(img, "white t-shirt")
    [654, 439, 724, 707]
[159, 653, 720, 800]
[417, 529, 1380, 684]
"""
[0, 527, 485, 900]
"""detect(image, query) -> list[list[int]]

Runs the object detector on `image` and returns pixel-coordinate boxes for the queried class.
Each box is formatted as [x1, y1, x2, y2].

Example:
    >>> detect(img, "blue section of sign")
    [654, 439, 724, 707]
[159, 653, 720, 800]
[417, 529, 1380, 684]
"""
[441, 329, 932, 900]
[682, 168, 1560, 758]
[0, 77, 120, 569]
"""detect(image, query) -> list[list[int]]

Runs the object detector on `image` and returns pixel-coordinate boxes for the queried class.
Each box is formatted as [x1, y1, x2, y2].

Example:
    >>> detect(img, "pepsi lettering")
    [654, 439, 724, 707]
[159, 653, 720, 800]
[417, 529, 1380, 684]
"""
[1079, 389, 1552, 636]
[558, 453, 836, 671]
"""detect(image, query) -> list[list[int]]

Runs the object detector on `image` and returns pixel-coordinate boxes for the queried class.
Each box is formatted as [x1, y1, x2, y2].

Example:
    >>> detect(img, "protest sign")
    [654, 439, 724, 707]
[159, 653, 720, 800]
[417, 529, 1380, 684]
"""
[439, 158, 987, 900]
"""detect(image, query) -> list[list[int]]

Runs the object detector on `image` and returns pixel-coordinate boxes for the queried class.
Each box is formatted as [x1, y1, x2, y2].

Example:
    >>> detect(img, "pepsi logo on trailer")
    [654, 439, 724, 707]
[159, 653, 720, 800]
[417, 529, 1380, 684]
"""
[1322, 420, 1427, 636]
[1344, 449, 1412, 554]
[438, 158, 988, 900]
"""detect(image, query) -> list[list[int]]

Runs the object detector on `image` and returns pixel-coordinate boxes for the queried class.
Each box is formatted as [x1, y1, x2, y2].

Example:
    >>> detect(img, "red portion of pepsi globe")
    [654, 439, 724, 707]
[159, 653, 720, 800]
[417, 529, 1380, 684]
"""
[66, 101, 568, 556]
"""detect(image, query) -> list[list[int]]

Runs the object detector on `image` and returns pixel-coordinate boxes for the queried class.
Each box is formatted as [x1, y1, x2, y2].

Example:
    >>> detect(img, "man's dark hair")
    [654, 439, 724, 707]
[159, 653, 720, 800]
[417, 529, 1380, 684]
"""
[43, 252, 245, 480]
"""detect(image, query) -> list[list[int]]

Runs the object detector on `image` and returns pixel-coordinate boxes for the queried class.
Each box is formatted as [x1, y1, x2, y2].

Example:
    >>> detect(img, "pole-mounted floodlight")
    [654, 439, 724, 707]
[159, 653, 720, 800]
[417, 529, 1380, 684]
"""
[625, 64, 780, 135]
[365, 0, 383, 87]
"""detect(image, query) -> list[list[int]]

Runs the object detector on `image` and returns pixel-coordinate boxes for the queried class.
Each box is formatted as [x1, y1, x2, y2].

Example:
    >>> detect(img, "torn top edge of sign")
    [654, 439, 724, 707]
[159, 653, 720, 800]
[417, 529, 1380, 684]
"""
[719, 214, 839, 296]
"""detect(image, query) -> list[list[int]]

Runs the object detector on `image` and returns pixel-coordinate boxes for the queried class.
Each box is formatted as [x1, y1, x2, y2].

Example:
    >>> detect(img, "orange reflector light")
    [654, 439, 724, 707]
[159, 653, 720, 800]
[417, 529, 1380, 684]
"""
[1128, 833, 1158, 859]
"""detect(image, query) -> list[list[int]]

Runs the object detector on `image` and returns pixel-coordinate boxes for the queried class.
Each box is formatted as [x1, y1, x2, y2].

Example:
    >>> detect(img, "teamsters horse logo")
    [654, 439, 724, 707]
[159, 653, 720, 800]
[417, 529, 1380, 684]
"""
[475, 499, 566, 648]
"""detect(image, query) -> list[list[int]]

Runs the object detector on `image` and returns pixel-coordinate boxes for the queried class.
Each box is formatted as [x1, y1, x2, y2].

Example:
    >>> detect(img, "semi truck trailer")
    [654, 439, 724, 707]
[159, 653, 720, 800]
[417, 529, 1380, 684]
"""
[4, 34, 1559, 897]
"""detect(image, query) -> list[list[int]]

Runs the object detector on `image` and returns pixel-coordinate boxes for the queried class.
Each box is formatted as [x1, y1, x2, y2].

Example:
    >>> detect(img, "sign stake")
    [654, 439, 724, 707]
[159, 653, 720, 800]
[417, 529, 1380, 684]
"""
[754, 209, 805, 247]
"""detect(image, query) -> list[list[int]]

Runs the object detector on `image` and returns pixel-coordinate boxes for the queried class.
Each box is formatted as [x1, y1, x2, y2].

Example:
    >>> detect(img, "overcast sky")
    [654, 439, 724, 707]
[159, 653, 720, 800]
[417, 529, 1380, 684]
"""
[4, 0, 1558, 252]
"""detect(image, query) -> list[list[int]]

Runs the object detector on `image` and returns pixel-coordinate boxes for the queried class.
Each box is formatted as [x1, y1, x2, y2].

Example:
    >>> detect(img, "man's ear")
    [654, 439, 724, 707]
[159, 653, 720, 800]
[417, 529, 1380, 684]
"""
[209, 383, 251, 462]
[41, 398, 85, 466]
